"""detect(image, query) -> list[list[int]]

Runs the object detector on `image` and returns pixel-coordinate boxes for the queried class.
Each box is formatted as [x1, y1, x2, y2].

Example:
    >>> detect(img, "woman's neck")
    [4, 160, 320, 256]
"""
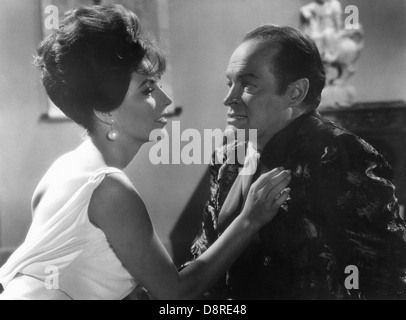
[88, 134, 144, 170]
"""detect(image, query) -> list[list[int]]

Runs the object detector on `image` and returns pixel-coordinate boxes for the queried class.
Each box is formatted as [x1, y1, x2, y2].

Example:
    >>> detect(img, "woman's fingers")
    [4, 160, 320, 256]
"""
[252, 167, 284, 190]
[258, 169, 291, 196]
[266, 174, 291, 201]
[272, 188, 291, 209]
[241, 167, 292, 228]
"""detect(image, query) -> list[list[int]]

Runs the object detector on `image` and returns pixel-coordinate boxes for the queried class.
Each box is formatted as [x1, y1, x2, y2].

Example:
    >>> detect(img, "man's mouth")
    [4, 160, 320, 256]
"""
[227, 113, 248, 120]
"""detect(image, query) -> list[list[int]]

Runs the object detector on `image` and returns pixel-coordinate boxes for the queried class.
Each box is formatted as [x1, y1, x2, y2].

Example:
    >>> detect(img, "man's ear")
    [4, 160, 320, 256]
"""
[94, 110, 116, 125]
[287, 78, 309, 107]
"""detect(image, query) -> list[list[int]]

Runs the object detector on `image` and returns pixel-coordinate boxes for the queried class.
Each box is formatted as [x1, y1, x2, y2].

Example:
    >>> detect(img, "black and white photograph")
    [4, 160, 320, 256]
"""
[0, 0, 405, 304]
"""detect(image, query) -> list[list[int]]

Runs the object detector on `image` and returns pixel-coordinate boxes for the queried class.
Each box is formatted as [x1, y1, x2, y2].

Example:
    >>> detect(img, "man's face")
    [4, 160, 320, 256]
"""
[224, 39, 292, 149]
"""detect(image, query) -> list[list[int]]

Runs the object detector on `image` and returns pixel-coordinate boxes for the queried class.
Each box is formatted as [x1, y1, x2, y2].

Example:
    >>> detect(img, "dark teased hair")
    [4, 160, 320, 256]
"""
[243, 25, 326, 109]
[34, 4, 166, 132]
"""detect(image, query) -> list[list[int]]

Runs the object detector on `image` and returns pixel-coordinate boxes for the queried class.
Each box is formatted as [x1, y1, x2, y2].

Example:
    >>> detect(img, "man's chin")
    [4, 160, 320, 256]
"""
[227, 117, 248, 128]
[224, 125, 254, 143]
[226, 124, 250, 134]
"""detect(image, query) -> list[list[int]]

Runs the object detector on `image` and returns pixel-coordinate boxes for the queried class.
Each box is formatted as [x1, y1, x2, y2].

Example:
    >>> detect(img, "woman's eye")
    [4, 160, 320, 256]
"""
[226, 81, 232, 88]
[143, 87, 155, 95]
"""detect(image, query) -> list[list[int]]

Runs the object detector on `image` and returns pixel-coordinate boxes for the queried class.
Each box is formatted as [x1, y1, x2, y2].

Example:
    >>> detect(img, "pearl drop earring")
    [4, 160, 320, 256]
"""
[107, 119, 119, 141]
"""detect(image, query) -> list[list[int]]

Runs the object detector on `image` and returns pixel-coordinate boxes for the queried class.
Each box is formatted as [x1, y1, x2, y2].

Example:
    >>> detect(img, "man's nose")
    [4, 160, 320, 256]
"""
[223, 86, 240, 106]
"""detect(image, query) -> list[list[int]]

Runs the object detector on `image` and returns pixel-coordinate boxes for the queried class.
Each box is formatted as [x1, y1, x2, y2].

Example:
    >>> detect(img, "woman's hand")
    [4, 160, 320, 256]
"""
[241, 167, 291, 230]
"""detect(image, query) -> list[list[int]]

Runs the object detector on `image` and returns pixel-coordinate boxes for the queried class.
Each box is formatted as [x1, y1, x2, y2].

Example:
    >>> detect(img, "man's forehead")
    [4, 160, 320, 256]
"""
[235, 39, 278, 59]
[225, 59, 260, 79]
[226, 39, 278, 76]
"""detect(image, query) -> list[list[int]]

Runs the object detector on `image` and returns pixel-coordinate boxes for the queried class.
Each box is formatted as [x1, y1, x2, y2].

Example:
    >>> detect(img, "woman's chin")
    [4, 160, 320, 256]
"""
[148, 127, 168, 143]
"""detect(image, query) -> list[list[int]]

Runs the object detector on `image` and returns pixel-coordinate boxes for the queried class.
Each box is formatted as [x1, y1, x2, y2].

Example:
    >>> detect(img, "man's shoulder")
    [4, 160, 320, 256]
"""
[301, 112, 350, 140]
[318, 114, 383, 156]
[282, 112, 390, 170]
[301, 112, 378, 153]
[282, 111, 350, 155]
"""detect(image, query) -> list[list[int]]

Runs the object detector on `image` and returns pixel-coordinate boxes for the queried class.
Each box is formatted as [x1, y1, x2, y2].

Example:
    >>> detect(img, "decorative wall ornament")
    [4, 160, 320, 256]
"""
[300, 0, 364, 109]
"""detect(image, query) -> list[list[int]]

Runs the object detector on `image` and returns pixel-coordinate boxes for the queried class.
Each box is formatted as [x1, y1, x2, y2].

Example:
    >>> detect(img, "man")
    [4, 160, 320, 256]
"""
[189, 25, 406, 300]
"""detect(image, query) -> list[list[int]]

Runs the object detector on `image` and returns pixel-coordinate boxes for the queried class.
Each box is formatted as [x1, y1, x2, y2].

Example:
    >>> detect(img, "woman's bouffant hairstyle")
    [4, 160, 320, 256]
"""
[34, 4, 166, 132]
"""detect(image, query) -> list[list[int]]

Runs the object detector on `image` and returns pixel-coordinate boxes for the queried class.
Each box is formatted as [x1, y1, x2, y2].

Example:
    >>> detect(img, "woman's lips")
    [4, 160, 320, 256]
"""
[155, 114, 168, 124]
[155, 107, 183, 124]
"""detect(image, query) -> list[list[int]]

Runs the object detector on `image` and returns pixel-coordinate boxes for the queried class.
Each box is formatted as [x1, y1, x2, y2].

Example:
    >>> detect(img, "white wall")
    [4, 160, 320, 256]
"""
[0, 0, 84, 248]
[341, 0, 406, 102]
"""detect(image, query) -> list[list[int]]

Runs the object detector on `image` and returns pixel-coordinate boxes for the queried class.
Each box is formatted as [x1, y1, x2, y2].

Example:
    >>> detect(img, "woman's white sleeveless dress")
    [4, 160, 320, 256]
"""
[0, 167, 140, 300]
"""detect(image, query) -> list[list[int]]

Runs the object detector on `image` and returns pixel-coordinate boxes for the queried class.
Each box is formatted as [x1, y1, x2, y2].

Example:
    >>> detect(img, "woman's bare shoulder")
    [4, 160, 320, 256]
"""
[88, 172, 149, 227]
[93, 172, 140, 200]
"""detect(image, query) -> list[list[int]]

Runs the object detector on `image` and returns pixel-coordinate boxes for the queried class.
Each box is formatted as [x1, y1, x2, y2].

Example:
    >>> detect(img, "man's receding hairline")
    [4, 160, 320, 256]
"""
[239, 38, 281, 74]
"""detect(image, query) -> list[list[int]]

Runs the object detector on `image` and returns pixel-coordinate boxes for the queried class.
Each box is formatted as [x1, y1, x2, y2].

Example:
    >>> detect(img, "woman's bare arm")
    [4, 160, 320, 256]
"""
[88, 168, 290, 300]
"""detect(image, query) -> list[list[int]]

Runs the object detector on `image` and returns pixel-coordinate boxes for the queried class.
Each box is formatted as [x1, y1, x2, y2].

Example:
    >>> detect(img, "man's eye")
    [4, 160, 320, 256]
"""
[226, 81, 232, 88]
[242, 83, 255, 91]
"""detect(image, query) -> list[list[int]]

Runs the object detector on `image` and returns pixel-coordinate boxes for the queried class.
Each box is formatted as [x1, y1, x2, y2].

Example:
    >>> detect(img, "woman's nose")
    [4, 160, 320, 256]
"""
[158, 86, 173, 107]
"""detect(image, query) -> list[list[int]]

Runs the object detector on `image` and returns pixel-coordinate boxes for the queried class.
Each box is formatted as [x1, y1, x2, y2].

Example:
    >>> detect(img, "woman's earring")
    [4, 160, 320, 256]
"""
[107, 120, 119, 141]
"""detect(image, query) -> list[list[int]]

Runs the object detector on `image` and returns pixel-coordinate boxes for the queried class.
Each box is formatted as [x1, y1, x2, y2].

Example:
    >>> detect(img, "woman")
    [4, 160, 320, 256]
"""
[0, 4, 291, 300]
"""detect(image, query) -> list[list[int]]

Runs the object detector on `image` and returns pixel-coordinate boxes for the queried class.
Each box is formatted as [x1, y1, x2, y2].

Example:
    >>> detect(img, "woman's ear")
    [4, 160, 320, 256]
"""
[94, 110, 116, 125]
[288, 78, 310, 107]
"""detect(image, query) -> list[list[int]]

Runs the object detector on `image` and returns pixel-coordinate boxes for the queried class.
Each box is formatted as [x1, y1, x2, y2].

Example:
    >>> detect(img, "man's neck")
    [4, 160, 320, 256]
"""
[257, 107, 308, 152]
